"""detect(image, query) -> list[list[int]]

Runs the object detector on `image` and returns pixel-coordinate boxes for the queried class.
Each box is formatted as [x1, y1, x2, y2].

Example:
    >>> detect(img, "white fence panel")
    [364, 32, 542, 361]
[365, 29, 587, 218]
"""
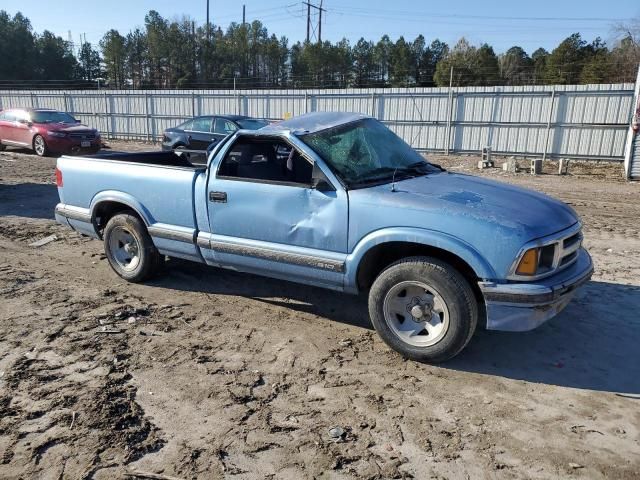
[0, 83, 635, 160]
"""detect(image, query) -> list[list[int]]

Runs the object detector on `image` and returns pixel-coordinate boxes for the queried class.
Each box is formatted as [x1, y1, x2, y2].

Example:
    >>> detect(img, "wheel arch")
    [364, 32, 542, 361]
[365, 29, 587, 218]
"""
[346, 227, 496, 293]
[90, 192, 153, 239]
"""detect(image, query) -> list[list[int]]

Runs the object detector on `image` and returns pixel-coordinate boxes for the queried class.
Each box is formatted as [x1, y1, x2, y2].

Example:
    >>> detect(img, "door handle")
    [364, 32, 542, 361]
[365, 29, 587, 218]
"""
[209, 191, 227, 203]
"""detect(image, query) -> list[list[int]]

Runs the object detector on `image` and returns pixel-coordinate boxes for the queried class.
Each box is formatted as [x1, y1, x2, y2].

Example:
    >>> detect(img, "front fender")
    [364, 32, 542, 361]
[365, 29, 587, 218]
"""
[90, 191, 155, 227]
[344, 227, 497, 293]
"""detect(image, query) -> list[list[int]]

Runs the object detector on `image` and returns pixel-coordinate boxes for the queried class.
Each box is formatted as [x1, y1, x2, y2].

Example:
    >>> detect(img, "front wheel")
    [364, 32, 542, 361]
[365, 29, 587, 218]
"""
[368, 256, 478, 363]
[33, 134, 49, 157]
[103, 213, 163, 282]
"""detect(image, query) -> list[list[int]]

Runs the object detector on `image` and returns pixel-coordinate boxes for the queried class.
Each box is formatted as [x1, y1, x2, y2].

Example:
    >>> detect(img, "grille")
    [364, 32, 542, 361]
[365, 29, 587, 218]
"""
[68, 133, 96, 140]
[555, 228, 583, 272]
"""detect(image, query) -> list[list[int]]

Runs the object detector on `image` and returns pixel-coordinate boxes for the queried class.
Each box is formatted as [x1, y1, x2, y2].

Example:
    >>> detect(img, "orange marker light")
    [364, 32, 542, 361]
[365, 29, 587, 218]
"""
[516, 248, 538, 276]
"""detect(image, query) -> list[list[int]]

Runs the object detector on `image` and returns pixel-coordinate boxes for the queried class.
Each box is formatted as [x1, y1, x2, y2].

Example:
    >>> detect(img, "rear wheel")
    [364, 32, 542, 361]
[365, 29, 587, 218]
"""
[368, 256, 478, 363]
[33, 135, 48, 157]
[103, 213, 163, 282]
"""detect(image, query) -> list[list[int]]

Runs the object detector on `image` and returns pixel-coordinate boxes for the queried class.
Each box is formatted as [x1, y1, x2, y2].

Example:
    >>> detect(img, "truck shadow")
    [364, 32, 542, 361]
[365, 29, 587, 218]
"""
[447, 280, 640, 395]
[157, 261, 640, 394]
[0, 183, 58, 220]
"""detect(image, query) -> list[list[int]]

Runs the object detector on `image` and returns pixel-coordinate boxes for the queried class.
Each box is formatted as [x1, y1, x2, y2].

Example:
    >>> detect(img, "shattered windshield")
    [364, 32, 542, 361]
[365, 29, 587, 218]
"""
[299, 118, 442, 188]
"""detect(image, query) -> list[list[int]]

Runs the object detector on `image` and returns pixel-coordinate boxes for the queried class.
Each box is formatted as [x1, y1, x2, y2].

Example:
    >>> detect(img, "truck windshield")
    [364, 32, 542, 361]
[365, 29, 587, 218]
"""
[31, 111, 77, 124]
[299, 118, 442, 188]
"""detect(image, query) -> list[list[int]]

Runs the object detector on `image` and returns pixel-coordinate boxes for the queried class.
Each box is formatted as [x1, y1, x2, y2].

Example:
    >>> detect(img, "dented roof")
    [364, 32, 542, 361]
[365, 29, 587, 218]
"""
[261, 111, 370, 135]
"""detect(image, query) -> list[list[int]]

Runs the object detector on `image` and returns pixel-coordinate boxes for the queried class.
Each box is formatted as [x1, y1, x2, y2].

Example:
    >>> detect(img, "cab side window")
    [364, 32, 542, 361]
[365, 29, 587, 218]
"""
[218, 137, 313, 186]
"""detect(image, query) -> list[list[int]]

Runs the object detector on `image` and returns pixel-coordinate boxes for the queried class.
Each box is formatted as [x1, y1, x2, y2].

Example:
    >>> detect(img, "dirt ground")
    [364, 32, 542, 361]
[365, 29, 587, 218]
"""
[0, 141, 639, 480]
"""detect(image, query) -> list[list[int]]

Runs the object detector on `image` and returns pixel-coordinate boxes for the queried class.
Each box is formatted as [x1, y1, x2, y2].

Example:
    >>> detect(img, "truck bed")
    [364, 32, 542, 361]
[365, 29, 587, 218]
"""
[83, 150, 204, 170]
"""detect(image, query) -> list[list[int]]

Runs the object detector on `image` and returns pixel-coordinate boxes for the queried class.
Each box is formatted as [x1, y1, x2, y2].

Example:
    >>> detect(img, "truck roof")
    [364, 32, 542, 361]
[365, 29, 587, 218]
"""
[261, 111, 371, 135]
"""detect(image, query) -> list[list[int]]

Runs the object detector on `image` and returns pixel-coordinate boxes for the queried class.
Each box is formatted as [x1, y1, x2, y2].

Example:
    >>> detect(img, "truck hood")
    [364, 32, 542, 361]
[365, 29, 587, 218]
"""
[386, 172, 577, 237]
[347, 172, 579, 278]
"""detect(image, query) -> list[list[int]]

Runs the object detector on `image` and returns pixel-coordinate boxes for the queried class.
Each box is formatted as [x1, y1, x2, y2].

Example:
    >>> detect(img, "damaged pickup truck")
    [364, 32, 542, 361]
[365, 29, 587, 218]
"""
[55, 112, 593, 362]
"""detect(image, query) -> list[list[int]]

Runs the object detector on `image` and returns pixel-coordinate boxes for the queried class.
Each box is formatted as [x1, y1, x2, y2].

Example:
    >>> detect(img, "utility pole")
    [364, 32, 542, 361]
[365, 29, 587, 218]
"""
[206, 0, 210, 41]
[306, 2, 310, 43]
[318, 0, 323, 42]
[303, 1, 326, 44]
[242, 4, 246, 25]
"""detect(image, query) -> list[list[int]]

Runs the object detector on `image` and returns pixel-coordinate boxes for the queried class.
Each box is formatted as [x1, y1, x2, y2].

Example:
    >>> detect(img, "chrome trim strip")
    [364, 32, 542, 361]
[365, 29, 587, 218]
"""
[208, 240, 345, 273]
[196, 232, 211, 249]
[148, 225, 196, 243]
[55, 204, 91, 223]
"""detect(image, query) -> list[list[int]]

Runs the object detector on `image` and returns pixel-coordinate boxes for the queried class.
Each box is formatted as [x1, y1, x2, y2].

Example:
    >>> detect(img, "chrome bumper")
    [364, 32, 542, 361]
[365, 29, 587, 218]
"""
[479, 248, 593, 331]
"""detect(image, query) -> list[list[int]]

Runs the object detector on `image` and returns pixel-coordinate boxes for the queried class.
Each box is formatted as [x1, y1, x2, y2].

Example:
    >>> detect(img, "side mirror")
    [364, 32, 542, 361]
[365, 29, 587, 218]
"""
[75, 119, 81, 124]
[311, 162, 336, 192]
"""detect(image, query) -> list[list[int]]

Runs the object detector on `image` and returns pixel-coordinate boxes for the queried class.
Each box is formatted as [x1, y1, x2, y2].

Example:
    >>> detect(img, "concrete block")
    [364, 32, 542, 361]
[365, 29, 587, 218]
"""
[531, 159, 542, 175]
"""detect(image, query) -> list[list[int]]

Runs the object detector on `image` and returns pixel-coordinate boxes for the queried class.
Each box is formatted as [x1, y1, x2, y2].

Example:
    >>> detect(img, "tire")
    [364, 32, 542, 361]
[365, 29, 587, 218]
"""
[103, 213, 163, 282]
[33, 134, 49, 157]
[368, 256, 478, 363]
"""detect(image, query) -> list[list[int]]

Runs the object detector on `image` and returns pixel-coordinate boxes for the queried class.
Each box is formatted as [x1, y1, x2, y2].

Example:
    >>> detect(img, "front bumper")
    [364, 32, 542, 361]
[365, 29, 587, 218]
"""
[479, 248, 593, 331]
[47, 136, 101, 154]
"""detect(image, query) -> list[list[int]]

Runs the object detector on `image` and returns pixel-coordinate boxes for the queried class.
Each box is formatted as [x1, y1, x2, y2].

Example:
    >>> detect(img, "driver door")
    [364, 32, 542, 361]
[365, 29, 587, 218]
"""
[204, 135, 349, 288]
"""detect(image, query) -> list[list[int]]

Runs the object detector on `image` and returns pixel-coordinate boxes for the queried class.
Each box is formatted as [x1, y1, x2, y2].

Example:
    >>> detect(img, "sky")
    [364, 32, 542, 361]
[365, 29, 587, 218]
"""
[2, 0, 639, 54]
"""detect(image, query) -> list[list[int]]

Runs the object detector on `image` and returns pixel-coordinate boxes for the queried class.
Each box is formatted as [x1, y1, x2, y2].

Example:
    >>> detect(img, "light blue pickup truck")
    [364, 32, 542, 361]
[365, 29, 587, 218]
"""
[55, 112, 593, 362]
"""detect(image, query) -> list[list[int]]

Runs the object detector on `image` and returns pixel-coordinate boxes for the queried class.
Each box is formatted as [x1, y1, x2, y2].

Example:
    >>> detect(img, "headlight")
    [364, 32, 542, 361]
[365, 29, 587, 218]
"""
[514, 244, 557, 277]
[515, 248, 538, 275]
[47, 131, 67, 138]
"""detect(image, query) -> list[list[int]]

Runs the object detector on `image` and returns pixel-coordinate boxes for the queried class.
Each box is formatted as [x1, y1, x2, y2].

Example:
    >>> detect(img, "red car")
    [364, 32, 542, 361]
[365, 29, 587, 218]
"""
[0, 108, 101, 157]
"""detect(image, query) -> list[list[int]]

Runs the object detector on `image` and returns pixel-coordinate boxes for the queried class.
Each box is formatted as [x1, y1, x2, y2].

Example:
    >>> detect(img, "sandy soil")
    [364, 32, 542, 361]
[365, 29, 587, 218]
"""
[0, 142, 639, 479]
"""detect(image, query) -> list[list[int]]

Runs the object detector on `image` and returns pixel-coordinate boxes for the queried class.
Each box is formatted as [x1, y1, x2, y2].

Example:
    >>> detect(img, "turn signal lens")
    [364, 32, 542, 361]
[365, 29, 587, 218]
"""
[516, 248, 538, 276]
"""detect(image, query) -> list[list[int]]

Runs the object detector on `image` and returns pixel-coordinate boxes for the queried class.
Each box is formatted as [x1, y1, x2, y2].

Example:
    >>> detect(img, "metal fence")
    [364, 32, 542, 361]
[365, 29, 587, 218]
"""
[0, 83, 636, 161]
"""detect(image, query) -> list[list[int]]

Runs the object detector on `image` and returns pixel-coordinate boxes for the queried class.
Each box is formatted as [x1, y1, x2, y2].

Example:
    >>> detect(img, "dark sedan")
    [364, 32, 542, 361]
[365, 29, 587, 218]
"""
[161, 115, 268, 153]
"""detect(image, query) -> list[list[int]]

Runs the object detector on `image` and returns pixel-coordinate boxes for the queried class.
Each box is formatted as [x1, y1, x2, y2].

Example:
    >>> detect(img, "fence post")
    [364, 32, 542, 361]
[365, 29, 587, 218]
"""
[144, 92, 150, 142]
[623, 64, 640, 179]
[191, 91, 196, 117]
[30, 92, 36, 108]
[542, 87, 556, 161]
[103, 91, 110, 140]
[445, 66, 454, 155]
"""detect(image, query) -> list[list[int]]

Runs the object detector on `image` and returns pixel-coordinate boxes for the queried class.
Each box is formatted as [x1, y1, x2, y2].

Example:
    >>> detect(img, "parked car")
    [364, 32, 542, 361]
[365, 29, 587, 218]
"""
[0, 108, 101, 156]
[54, 112, 593, 362]
[161, 115, 268, 153]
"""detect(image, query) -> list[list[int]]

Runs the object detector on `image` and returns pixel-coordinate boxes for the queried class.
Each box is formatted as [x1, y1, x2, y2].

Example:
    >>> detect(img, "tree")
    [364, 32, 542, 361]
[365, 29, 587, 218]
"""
[434, 38, 476, 86]
[579, 38, 611, 84]
[373, 35, 393, 85]
[125, 29, 147, 88]
[34, 31, 77, 81]
[0, 11, 37, 81]
[352, 38, 375, 87]
[545, 33, 587, 84]
[531, 48, 549, 84]
[389, 37, 412, 86]
[475, 44, 500, 85]
[100, 30, 127, 87]
[500, 46, 533, 85]
[77, 42, 101, 82]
